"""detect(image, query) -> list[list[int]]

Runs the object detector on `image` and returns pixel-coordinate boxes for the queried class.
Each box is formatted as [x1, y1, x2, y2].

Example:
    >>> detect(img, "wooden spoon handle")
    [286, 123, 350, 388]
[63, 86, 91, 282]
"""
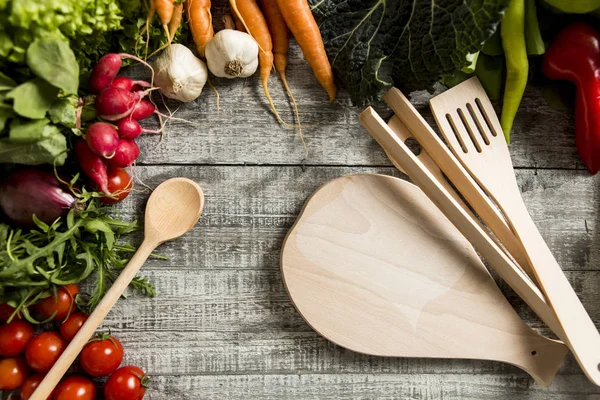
[359, 107, 565, 339]
[31, 240, 156, 400]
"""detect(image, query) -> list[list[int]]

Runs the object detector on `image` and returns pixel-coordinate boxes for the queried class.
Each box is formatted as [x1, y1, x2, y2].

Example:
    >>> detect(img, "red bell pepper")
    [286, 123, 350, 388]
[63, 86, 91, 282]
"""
[542, 22, 600, 175]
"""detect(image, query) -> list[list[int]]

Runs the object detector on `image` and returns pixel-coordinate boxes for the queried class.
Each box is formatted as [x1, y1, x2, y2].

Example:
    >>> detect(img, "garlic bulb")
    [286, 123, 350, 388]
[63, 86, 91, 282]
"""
[205, 29, 259, 79]
[153, 44, 208, 102]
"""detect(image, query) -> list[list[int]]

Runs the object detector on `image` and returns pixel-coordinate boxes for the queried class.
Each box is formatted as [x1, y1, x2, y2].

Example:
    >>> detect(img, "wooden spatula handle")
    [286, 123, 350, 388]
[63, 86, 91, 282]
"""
[359, 107, 565, 340]
[509, 201, 600, 385]
[30, 240, 156, 400]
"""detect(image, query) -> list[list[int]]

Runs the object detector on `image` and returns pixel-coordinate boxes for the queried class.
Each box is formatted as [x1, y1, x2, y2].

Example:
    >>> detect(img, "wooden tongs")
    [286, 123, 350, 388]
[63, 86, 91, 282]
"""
[359, 77, 600, 386]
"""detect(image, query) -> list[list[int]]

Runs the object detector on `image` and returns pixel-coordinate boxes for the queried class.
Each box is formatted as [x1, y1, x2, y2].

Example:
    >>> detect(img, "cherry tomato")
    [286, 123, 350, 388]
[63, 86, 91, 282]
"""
[80, 334, 123, 377]
[104, 366, 148, 400]
[19, 373, 54, 400]
[101, 167, 132, 204]
[53, 375, 96, 400]
[0, 320, 35, 356]
[0, 303, 20, 321]
[0, 357, 30, 390]
[60, 312, 88, 342]
[35, 285, 79, 321]
[25, 331, 67, 373]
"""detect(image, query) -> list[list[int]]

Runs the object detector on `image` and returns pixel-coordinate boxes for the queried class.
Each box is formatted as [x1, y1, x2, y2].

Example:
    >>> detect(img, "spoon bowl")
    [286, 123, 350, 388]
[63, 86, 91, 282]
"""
[144, 177, 205, 245]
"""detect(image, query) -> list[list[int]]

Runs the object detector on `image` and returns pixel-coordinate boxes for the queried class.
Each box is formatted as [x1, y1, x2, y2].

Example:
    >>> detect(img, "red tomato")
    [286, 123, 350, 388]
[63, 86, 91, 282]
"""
[104, 366, 148, 400]
[35, 285, 79, 321]
[0, 320, 35, 357]
[53, 375, 96, 400]
[60, 312, 88, 342]
[19, 373, 54, 400]
[25, 331, 67, 373]
[0, 303, 20, 321]
[80, 334, 123, 377]
[101, 167, 132, 204]
[0, 357, 30, 390]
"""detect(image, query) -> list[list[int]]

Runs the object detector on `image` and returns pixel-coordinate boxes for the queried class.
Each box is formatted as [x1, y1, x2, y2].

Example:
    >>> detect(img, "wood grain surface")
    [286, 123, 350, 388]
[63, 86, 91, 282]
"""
[103, 11, 599, 397]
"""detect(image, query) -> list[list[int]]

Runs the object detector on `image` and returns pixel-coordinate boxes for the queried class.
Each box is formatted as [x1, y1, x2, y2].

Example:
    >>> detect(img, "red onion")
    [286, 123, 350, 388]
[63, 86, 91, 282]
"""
[0, 169, 77, 228]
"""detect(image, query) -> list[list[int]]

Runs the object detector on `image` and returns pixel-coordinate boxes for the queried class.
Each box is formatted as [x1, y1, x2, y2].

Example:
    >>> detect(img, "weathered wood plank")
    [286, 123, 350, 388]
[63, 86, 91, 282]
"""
[118, 166, 599, 272]
[104, 268, 599, 378]
[142, 374, 600, 399]
[130, 44, 581, 169]
[88, 164, 600, 394]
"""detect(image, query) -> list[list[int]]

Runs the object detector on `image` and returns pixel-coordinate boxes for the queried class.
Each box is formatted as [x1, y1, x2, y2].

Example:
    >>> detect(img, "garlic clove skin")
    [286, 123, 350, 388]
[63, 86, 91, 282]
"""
[153, 43, 208, 102]
[205, 29, 259, 79]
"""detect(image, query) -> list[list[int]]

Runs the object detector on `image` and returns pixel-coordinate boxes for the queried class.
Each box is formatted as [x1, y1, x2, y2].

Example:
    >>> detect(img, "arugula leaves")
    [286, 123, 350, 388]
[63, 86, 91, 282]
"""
[0, 199, 156, 318]
[309, 0, 510, 105]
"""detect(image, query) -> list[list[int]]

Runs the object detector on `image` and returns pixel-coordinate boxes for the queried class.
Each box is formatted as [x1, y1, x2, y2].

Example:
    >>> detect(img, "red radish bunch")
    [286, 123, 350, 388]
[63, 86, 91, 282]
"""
[77, 53, 163, 203]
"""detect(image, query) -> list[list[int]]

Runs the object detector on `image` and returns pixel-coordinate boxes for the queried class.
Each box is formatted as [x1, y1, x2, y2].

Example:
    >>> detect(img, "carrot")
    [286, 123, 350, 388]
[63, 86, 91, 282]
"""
[155, 0, 176, 42]
[169, 3, 184, 41]
[186, 0, 214, 58]
[275, 0, 336, 101]
[230, 0, 286, 124]
[232, 12, 246, 32]
[259, 0, 304, 150]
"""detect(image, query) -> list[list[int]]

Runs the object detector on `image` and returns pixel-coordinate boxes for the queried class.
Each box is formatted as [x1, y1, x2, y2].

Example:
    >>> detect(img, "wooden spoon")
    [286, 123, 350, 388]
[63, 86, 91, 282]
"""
[31, 178, 205, 400]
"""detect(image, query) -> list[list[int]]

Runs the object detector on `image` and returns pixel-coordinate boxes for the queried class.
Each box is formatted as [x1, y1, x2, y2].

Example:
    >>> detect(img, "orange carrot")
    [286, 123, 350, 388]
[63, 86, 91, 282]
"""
[169, 3, 184, 41]
[275, 0, 336, 101]
[156, 0, 175, 24]
[231, 0, 285, 123]
[186, 0, 214, 58]
[260, 0, 304, 149]
[232, 11, 247, 32]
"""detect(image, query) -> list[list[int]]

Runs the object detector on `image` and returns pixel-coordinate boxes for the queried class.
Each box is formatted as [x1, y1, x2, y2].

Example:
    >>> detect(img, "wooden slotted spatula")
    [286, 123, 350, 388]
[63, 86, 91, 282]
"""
[428, 77, 600, 385]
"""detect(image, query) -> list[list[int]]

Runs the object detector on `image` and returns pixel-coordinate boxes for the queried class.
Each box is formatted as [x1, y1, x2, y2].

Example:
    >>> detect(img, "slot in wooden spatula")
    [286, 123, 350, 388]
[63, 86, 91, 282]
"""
[428, 77, 600, 385]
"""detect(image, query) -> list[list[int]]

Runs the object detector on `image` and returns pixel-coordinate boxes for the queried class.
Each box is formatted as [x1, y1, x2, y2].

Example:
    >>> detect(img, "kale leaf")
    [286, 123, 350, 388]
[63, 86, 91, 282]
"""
[309, 0, 510, 105]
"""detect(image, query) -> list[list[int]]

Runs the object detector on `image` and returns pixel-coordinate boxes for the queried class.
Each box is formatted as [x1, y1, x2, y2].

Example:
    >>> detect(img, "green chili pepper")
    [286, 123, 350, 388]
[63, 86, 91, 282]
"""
[500, 0, 528, 144]
[525, 0, 545, 55]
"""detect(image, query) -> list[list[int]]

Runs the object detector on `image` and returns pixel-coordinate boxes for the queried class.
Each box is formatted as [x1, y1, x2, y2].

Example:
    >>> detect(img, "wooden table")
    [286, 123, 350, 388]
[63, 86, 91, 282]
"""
[111, 38, 600, 399]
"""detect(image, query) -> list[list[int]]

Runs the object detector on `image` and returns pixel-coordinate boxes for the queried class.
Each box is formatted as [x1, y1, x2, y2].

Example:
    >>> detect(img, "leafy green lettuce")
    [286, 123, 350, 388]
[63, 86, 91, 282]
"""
[0, 0, 182, 72]
[308, 0, 510, 105]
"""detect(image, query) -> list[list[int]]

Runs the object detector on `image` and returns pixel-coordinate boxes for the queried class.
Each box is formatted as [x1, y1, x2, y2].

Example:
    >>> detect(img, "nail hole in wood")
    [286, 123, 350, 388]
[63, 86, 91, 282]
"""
[404, 137, 422, 156]
[531, 350, 537, 356]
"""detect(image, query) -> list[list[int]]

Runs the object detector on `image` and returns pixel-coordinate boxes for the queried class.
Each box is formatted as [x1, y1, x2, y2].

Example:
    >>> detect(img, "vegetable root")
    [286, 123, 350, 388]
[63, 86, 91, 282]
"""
[276, 0, 336, 101]
[230, 0, 288, 124]
[187, 0, 214, 58]
[260, 0, 305, 153]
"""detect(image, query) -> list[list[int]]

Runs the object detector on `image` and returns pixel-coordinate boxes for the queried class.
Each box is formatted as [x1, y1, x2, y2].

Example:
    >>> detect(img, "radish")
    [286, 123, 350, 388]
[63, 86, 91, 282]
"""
[131, 99, 155, 120]
[89, 54, 122, 94]
[74, 140, 109, 193]
[117, 118, 162, 139]
[116, 118, 143, 140]
[95, 87, 137, 121]
[111, 77, 151, 92]
[86, 122, 119, 158]
[110, 77, 134, 91]
[109, 140, 140, 167]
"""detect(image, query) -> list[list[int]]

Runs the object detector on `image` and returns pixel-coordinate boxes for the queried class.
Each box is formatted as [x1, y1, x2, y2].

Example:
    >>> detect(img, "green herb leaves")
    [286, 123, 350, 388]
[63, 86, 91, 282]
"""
[27, 38, 80, 95]
[308, 0, 510, 105]
[6, 78, 59, 119]
[0, 37, 79, 166]
[0, 199, 155, 317]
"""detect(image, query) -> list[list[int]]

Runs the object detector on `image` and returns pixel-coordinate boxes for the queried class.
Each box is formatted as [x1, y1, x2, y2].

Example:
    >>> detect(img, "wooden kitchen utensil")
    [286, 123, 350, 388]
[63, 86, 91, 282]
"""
[281, 173, 567, 387]
[427, 77, 600, 385]
[31, 178, 205, 400]
[359, 107, 565, 341]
